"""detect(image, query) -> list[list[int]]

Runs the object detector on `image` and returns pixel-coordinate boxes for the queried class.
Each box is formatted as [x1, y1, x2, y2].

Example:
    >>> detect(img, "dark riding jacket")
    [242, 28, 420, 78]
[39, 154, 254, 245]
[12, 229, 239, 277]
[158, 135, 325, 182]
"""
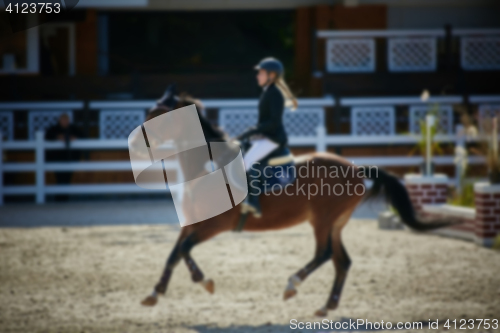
[237, 83, 287, 146]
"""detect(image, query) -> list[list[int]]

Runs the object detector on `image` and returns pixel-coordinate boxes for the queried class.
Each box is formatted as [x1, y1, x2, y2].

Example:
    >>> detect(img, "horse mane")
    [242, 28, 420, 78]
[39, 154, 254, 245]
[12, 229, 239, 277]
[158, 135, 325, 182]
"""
[146, 93, 227, 142]
[180, 94, 227, 142]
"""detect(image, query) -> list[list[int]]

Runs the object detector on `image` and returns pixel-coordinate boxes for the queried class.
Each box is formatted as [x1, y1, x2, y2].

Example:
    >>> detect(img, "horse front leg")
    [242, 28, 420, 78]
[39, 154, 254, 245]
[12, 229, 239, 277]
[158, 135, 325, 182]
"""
[141, 231, 186, 306]
[142, 213, 233, 305]
[175, 213, 236, 294]
[180, 234, 214, 294]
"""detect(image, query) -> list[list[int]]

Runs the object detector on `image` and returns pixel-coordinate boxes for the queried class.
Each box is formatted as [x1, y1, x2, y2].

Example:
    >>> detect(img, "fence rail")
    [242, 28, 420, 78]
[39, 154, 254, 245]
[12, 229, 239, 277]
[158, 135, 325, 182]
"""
[89, 97, 336, 110]
[0, 125, 487, 205]
[1, 95, 497, 205]
[339, 96, 463, 106]
[2, 94, 498, 205]
[0, 132, 182, 205]
[3, 95, 499, 140]
[317, 30, 446, 38]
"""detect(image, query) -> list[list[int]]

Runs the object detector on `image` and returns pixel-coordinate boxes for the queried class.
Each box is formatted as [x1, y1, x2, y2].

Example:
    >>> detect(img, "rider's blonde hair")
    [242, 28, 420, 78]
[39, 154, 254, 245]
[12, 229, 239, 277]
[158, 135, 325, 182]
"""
[272, 74, 298, 111]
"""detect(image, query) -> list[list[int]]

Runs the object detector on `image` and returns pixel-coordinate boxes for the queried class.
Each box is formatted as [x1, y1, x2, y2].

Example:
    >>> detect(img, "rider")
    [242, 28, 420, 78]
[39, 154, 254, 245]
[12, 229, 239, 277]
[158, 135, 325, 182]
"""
[237, 57, 298, 218]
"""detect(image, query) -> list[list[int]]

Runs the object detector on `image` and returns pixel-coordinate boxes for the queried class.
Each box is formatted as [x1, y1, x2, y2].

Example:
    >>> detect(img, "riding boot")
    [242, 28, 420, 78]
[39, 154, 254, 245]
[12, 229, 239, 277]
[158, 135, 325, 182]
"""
[242, 166, 262, 218]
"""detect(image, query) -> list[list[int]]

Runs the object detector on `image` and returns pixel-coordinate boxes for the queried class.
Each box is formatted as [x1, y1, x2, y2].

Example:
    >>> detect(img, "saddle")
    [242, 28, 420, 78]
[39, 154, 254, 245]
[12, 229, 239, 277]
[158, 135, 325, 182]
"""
[256, 146, 296, 192]
[234, 146, 296, 232]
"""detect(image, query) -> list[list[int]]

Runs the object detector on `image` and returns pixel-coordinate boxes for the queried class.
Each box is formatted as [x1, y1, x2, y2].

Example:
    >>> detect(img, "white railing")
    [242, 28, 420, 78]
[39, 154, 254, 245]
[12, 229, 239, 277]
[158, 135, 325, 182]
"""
[0, 98, 336, 142]
[0, 131, 182, 205]
[308, 126, 485, 192]
[0, 125, 486, 205]
[469, 95, 500, 104]
[470, 95, 500, 132]
[318, 28, 500, 72]
[1, 95, 495, 205]
[318, 29, 445, 73]
[89, 97, 336, 110]
[341, 95, 463, 136]
[340, 95, 463, 106]
[317, 30, 445, 38]
[219, 107, 325, 138]
[454, 29, 500, 71]
[0, 101, 85, 141]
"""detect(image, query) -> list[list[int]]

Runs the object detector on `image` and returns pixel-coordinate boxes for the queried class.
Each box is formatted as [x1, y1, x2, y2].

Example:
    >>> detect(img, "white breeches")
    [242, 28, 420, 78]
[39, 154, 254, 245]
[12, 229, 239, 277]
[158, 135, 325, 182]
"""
[243, 138, 279, 171]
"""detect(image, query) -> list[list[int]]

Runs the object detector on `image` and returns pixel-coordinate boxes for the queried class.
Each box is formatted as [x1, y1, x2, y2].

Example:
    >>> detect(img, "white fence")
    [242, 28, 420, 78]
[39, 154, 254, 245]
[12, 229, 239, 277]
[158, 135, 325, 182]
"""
[0, 132, 182, 205]
[0, 127, 486, 206]
[0, 97, 335, 205]
[319, 29, 444, 73]
[0, 102, 84, 141]
[455, 29, 500, 71]
[470, 95, 500, 132]
[341, 95, 462, 136]
[317, 28, 500, 73]
[0, 95, 495, 205]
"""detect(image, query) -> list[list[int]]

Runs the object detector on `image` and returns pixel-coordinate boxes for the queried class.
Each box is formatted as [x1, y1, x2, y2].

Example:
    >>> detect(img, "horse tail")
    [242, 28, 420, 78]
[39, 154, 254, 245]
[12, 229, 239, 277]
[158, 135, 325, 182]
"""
[364, 168, 456, 231]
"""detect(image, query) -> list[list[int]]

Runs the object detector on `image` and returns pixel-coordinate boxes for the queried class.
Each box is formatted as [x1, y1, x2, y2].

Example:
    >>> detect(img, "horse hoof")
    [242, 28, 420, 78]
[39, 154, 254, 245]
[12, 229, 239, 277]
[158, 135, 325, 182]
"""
[314, 307, 328, 317]
[283, 288, 297, 301]
[202, 279, 215, 294]
[327, 303, 339, 311]
[141, 295, 158, 307]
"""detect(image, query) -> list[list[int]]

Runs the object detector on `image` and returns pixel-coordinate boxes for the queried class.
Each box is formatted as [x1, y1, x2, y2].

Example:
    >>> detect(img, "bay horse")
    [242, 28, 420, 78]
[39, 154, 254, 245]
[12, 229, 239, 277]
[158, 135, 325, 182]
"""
[140, 96, 453, 317]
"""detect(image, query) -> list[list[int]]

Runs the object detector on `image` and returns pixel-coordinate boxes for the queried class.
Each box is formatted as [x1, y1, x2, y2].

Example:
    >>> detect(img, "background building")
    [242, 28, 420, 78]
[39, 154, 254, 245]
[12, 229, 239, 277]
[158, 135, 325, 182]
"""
[1, 0, 500, 202]
[1, 0, 499, 99]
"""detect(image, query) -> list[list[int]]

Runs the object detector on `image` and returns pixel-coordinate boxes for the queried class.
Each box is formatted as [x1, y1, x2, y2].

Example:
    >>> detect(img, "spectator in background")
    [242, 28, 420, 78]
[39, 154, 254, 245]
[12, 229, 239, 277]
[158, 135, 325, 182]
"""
[45, 113, 84, 201]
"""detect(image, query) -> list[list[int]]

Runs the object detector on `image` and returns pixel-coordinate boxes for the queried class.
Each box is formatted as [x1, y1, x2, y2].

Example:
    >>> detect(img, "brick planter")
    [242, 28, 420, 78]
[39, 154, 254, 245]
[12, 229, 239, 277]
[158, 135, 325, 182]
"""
[473, 182, 500, 247]
[404, 174, 448, 213]
[404, 177, 500, 247]
[404, 174, 476, 244]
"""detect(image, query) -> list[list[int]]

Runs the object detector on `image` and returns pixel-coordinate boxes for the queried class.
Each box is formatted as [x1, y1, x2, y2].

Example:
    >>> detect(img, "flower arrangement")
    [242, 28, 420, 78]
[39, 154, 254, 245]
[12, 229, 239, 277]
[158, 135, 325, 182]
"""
[408, 102, 444, 176]
[484, 117, 500, 183]
[458, 106, 500, 184]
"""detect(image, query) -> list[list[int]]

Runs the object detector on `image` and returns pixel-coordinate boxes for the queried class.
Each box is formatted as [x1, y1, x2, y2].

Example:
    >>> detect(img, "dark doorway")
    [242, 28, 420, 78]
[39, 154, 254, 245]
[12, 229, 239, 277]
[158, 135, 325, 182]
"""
[107, 10, 295, 77]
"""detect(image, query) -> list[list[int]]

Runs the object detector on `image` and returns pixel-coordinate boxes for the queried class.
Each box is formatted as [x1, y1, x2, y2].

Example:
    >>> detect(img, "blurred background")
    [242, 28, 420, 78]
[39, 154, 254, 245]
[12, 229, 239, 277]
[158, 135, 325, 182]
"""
[1, 1, 500, 332]
[1, 0, 500, 206]
[1, 0, 500, 99]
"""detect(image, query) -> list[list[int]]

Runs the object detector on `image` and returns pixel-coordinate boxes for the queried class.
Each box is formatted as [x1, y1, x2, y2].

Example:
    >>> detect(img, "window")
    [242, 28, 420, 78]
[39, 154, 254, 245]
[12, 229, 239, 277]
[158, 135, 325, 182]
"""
[0, 13, 39, 74]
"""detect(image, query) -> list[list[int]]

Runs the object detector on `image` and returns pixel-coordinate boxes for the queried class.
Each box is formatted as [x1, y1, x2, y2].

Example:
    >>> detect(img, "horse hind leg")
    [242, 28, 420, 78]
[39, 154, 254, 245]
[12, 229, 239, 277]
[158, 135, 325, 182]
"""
[315, 207, 355, 317]
[283, 218, 332, 301]
[315, 239, 351, 316]
[283, 250, 331, 300]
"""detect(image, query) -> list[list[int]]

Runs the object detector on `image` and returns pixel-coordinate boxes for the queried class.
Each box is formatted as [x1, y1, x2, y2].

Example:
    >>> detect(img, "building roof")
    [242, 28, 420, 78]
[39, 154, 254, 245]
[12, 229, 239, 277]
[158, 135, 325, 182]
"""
[73, 0, 496, 10]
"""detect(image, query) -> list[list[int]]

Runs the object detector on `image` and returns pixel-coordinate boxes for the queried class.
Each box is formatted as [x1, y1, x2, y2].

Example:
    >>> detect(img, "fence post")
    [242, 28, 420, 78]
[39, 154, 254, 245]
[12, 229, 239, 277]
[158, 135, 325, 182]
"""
[316, 126, 326, 152]
[0, 131, 3, 206]
[454, 124, 465, 194]
[425, 114, 435, 176]
[35, 131, 45, 204]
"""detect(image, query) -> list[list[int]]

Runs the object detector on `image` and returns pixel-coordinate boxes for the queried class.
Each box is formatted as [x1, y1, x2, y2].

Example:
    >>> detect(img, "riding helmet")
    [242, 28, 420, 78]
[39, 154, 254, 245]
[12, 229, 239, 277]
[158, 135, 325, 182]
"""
[254, 57, 284, 76]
